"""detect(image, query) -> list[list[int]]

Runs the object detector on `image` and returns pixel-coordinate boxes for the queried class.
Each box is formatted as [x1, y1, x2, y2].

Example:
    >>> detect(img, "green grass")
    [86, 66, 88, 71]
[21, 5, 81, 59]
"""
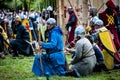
[0, 54, 120, 80]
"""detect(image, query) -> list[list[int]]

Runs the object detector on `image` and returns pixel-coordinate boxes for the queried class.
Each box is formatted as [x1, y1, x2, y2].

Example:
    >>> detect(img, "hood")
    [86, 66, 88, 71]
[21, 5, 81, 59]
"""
[52, 26, 63, 35]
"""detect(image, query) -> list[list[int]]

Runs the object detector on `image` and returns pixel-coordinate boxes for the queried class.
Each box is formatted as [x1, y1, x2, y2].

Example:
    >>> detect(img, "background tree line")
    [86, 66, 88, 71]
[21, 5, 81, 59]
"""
[0, 0, 56, 11]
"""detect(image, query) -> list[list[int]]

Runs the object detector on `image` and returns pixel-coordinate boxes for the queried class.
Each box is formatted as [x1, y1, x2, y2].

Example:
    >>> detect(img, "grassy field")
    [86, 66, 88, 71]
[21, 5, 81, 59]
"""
[0, 54, 120, 80]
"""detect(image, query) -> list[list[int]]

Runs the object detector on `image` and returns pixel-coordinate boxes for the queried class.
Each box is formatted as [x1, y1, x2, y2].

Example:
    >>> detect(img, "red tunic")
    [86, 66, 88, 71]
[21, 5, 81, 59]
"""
[99, 10, 120, 50]
[67, 13, 77, 46]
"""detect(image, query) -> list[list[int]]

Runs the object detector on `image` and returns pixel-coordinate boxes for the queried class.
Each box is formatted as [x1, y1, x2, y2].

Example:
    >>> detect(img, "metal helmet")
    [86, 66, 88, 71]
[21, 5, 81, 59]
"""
[94, 19, 103, 26]
[90, 16, 99, 24]
[47, 6, 53, 11]
[75, 25, 85, 37]
[46, 18, 56, 25]
[67, 7, 73, 12]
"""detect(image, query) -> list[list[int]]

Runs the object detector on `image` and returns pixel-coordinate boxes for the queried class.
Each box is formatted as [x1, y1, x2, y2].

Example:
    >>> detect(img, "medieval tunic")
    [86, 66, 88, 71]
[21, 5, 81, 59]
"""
[66, 13, 77, 46]
[99, 10, 120, 50]
[70, 37, 96, 76]
[32, 26, 66, 76]
[10, 24, 31, 56]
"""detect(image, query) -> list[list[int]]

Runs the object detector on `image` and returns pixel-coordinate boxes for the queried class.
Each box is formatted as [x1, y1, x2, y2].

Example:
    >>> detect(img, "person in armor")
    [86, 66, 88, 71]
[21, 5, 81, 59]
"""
[66, 25, 96, 77]
[65, 7, 77, 47]
[10, 17, 33, 57]
[32, 18, 66, 76]
[99, 0, 120, 51]
[115, 5, 120, 42]
[86, 19, 109, 72]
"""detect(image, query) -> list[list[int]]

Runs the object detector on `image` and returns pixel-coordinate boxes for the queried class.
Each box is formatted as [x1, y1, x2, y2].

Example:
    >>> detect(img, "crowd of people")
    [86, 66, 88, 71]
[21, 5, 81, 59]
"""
[0, 0, 120, 78]
[0, 6, 55, 58]
[64, 0, 120, 77]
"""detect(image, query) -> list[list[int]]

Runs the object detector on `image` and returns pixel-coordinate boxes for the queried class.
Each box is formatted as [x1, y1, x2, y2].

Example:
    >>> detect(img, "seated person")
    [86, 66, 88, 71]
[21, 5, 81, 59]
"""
[86, 35, 108, 72]
[86, 19, 110, 72]
[66, 25, 96, 77]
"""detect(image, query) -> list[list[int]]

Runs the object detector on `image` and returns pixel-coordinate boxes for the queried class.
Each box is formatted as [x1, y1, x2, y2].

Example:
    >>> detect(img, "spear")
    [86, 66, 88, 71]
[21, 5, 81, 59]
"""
[96, 2, 105, 13]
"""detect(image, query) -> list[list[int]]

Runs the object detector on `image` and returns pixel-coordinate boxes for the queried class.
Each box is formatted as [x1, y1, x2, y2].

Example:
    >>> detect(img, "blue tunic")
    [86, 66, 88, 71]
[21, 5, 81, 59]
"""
[32, 26, 66, 76]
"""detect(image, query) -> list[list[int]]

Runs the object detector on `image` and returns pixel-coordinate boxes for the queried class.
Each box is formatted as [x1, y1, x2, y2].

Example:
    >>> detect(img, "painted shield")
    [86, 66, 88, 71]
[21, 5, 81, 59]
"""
[99, 30, 115, 69]
[22, 19, 32, 42]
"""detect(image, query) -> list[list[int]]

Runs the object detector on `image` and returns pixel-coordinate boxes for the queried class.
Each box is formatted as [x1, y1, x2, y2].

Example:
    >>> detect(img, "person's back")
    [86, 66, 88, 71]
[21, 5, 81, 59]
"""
[15, 23, 30, 41]
[74, 36, 96, 76]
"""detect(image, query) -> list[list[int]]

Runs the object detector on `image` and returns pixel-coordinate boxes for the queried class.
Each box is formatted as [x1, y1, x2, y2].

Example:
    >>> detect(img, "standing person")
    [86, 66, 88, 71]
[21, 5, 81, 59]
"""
[10, 17, 33, 57]
[66, 25, 96, 77]
[47, 6, 55, 19]
[32, 18, 66, 76]
[91, 19, 120, 69]
[89, 7, 98, 35]
[99, 0, 120, 51]
[29, 9, 38, 41]
[65, 7, 77, 47]
[115, 5, 120, 42]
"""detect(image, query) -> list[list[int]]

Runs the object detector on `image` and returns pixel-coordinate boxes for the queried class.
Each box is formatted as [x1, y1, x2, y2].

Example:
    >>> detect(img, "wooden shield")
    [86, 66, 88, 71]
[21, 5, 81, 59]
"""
[22, 19, 29, 27]
[99, 30, 116, 69]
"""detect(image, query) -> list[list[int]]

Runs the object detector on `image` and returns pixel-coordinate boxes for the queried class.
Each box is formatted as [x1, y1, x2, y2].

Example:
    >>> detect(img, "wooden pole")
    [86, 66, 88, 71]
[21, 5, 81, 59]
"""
[58, 0, 63, 27]
[96, 2, 105, 13]
[82, 0, 89, 26]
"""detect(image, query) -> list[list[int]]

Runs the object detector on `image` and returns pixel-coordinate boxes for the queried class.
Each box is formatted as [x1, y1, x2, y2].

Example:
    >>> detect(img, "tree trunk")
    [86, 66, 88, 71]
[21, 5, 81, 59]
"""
[24, 0, 28, 11]
[82, 0, 88, 26]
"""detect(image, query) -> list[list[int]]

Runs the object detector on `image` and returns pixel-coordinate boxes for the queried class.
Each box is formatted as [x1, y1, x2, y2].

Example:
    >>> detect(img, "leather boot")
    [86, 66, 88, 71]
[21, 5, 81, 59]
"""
[65, 69, 80, 78]
[0, 52, 5, 59]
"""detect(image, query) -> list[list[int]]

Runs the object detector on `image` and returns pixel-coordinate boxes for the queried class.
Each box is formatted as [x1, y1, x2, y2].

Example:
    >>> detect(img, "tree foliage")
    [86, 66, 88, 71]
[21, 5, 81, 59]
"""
[0, 0, 56, 11]
[0, 0, 12, 10]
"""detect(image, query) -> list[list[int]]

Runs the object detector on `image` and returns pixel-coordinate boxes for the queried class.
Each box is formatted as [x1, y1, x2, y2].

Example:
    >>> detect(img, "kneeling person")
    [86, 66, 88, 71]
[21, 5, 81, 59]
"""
[66, 26, 96, 77]
[10, 17, 33, 57]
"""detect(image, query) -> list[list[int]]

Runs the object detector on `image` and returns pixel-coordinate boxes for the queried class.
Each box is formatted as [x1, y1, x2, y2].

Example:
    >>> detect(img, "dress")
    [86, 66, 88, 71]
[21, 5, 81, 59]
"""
[32, 26, 66, 76]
